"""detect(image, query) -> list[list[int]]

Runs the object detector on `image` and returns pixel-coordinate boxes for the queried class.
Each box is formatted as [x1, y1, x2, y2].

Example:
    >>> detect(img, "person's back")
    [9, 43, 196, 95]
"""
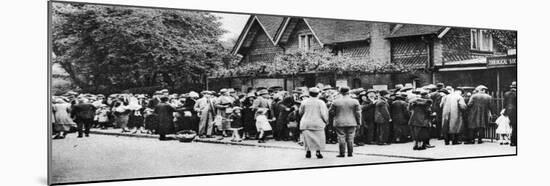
[72, 103, 96, 120]
[299, 97, 328, 131]
[331, 96, 361, 127]
[391, 99, 409, 125]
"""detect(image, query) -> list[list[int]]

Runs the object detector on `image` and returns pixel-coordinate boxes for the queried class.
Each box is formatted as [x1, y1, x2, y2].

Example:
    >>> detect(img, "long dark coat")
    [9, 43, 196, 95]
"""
[390, 99, 410, 126]
[374, 98, 391, 124]
[408, 98, 432, 127]
[154, 102, 176, 135]
[467, 93, 494, 129]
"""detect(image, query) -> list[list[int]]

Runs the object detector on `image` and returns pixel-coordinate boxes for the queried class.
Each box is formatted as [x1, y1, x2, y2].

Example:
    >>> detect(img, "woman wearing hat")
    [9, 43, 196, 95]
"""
[374, 90, 392, 145]
[299, 87, 328, 158]
[52, 98, 76, 139]
[241, 93, 257, 139]
[408, 93, 433, 150]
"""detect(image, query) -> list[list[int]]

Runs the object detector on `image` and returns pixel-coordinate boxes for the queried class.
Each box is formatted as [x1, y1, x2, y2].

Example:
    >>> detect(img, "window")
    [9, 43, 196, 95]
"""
[470, 29, 493, 52]
[299, 34, 314, 50]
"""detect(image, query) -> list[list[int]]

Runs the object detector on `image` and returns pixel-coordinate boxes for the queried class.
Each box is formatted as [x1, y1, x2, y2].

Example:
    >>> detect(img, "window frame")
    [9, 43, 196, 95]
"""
[470, 29, 494, 52]
[298, 33, 314, 51]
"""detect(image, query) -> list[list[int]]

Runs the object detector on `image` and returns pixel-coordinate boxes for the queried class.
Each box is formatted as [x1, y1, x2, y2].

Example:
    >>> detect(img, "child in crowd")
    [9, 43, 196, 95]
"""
[287, 104, 300, 142]
[229, 107, 243, 142]
[495, 109, 512, 145]
[255, 108, 272, 143]
[143, 108, 157, 134]
[95, 104, 111, 129]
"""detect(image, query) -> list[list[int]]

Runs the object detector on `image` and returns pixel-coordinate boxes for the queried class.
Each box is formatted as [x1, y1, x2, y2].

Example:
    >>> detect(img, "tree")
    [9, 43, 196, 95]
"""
[52, 3, 231, 94]
[488, 30, 517, 50]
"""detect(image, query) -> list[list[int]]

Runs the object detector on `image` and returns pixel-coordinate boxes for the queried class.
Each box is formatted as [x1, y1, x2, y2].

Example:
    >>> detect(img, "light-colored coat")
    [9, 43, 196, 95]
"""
[440, 93, 467, 134]
[329, 95, 361, 127]
[299, 97, 328, 131]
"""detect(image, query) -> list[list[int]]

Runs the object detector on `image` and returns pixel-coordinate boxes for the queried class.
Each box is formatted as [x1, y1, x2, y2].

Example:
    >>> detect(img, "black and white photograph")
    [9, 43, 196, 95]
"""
[45, 0, 521, 185]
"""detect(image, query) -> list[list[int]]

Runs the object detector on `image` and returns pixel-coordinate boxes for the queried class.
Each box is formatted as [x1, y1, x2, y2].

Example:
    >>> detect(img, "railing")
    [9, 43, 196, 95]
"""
[482, 90, 505, 140]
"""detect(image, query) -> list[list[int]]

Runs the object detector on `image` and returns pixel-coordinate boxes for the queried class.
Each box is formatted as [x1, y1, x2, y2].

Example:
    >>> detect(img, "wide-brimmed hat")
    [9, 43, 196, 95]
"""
[366, 89, 377, 94]
[257, 89, 269, 95]
[510, 81, 517, 88]
[201, 90, 212, 95]
[160, 89, 169, 93]
[322, 85, 335, 91]
[188, 91, 199, 98]
[378, 90, 390, 96]
[308, 87, 320, 94]
[394, 84, 404, 90]
[350, 88, 365, 95]
[423, 84, 437, 90]
[438, 88, 450, 94]
[232, 106, 242, 111]
[475, 85, 488, 91]
[400, 83, 414, 91]
[219, 88, 228, 94]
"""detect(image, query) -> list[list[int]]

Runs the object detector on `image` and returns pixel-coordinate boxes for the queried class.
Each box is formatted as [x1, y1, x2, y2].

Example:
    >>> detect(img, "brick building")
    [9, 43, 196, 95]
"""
[208, 15, 516, 93]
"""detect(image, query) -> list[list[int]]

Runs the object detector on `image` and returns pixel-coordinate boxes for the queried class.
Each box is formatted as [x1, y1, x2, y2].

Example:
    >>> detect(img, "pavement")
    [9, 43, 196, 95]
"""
[50, 129, 516, 184]
[88, 128, 516, 160]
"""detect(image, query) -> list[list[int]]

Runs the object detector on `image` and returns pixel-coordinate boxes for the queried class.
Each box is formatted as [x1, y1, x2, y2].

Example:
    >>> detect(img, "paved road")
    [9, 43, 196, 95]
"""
[50, 134, 412, 184]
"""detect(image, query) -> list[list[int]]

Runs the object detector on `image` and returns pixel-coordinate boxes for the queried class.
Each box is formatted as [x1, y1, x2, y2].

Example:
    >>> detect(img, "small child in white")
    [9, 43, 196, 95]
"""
[255, 108, 272, 143]
[229, 107, 243, 142]
[495, 109, 512, 145]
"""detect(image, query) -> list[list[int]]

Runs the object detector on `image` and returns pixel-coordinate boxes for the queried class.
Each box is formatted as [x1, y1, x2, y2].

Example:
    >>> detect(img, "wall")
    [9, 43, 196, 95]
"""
[390, 37, 429, 68]
[240, 22, 284, 64]
[281, 19, 323, 52]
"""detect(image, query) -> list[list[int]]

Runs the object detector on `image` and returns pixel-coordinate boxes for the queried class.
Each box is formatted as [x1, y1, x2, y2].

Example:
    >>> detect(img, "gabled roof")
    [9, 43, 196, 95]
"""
[231, 15, 285, 55]
[304, 18, 371, 45]
[387, 24, 446, 38]
[255, 15, 285, 40]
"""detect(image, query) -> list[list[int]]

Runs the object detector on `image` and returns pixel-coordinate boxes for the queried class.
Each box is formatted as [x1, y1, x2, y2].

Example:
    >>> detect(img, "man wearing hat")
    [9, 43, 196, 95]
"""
[194, 91, 216, 138]
[440, 86, 467, 145]
[503, 81, 517, 146]
[466, 85, 495, 144]
[428, 84, 445, 140]
[147, 91, 162, 109]
[251, 89, 274, 119]
[155, 96, 176, 140]
[71, 98, 96, 138]
[374, 90, 392, 145]
[362, 89, 378, 144]
[329, 87, 362, 157]
[391, 93, 410, 143]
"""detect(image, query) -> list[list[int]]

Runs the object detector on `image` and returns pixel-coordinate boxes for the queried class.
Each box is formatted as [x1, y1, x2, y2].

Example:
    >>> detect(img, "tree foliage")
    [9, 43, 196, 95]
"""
[210, 49, 411, 78]
[487, 30, 517, 50]
[52, 3, 232, 93]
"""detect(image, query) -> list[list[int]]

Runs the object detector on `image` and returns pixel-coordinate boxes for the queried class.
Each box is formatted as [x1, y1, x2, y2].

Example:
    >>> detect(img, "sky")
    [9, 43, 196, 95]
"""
[212, 13, 249, 42]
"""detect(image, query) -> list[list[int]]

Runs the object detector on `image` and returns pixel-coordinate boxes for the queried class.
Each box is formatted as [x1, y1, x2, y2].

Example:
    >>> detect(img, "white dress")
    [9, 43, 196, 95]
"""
[255, 115, 272, 131]
[495, 114, 512, 135]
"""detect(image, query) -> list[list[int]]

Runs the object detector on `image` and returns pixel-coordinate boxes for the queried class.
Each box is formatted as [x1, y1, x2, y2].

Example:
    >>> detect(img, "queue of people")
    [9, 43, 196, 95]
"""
[51, 81, 517, 158]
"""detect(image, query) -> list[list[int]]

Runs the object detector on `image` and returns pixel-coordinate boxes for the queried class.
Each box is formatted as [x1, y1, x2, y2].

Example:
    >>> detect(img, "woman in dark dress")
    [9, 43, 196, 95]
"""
[179, 96, 197, 132]
[275, 96, 295, 141]
[128, 106, 145, 134]
[408, 93, 433, 150]
[241, 95, 257, 139]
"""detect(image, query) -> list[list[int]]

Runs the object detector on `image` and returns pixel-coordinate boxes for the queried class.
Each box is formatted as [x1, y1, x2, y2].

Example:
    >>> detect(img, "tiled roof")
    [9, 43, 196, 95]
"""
[255, 15, 285, 40]
[387, 24, 444, 38]
[304, 18, 371, 44]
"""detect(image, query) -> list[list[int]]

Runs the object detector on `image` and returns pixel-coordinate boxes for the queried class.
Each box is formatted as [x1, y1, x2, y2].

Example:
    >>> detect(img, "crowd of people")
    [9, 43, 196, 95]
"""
[51, 81, 517, 158]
